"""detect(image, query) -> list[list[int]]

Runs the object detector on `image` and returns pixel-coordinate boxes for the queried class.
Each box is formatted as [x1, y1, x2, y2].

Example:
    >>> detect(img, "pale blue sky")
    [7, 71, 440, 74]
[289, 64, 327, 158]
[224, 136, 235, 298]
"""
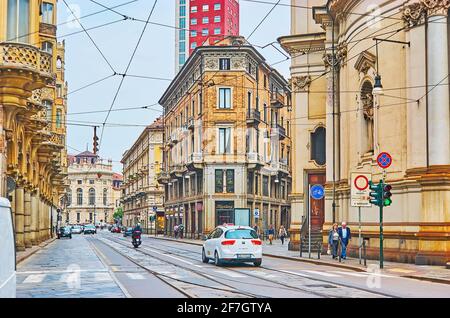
[58, 0, 291, 172]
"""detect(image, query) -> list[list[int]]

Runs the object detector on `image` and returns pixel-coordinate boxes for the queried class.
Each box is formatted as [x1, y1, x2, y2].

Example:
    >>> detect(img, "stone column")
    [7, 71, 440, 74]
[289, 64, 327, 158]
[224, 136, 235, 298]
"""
[30, 191, 39, 245]
[24, 189, 32, 248]
[423, 0, 450, 165]
[15, 186, 25, 251]
[39, 198, 45, 242]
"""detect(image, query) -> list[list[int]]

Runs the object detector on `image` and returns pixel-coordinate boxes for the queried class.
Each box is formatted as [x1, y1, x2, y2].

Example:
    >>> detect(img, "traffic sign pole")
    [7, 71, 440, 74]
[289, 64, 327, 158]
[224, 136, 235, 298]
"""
[380, 180, 384, 269]
[308, 184, 311, 259]
[358, 207, 362, 265]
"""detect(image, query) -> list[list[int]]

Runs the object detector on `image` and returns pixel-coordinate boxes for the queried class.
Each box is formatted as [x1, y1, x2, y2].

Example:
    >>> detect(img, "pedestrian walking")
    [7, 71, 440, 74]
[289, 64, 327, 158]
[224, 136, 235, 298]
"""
[338, 222, 351, 260]
[328, 223, 340, 259]
[174, 224, 179, 239]
[278, 225, 287, 245]
[268, 225, 275, 245]
[253, 224, 260, 238]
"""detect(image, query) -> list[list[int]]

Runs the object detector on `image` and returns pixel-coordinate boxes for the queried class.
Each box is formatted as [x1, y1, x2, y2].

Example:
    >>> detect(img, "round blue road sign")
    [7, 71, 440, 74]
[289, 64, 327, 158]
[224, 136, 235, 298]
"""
[310, 184, 325, 200]
[377, 152, 392, 169]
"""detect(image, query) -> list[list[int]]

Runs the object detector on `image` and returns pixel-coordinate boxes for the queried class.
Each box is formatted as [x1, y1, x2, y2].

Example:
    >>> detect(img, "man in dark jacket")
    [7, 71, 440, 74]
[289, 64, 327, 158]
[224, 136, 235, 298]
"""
[338, 222, 351, 259]
[132, 223, 142, 235]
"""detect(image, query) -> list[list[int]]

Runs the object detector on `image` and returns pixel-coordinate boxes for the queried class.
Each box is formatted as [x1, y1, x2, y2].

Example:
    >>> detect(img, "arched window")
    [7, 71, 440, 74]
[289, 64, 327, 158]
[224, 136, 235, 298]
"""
[103, 188, 107, 206]
[89, 188, 95, 206]
[361, 81, 374, 154]
[76, 188, 83, 205]
[311, 126, 326, 166]
[56, 56, 62, 69]
[41, 41, 53, 54]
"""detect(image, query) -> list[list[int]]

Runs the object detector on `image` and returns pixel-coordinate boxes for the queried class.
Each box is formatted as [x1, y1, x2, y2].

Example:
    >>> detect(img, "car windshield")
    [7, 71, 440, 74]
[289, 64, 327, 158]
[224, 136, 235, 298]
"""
[225, 229, 258, 239]
[127, 228, 133, 231]
[86, 225, 95, 229]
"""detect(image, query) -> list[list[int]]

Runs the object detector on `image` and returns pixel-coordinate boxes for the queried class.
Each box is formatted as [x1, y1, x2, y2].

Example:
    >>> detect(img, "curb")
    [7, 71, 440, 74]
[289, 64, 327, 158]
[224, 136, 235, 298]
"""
[402, 275, 450, 285]
[16, 237, 57, 265]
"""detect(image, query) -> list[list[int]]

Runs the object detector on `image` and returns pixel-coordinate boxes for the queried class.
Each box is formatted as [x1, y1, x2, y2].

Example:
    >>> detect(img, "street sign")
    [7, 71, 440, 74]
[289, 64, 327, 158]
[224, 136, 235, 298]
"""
[377, 152, 392, 169]
[254, 209, 260, 218]
[153, 206, 158, 212]
[310, 184, 325, 200]
[351, 173, 372, 207]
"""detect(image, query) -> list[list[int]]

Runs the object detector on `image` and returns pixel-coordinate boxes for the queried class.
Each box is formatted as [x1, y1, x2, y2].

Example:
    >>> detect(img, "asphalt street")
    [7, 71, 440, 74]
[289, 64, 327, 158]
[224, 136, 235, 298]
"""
[15, 230, 450, 298]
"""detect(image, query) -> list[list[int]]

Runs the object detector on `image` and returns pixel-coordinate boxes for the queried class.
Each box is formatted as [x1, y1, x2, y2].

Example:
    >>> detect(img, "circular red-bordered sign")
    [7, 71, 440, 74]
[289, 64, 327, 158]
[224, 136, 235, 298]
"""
[354, 175, 369, 191]
[377, 152, 392, 169]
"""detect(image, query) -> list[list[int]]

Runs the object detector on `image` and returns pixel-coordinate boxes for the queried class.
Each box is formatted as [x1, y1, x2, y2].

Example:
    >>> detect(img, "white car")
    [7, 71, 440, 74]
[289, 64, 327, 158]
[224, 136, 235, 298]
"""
[202, 225, 262, 267]
[0, 197, 16, 298]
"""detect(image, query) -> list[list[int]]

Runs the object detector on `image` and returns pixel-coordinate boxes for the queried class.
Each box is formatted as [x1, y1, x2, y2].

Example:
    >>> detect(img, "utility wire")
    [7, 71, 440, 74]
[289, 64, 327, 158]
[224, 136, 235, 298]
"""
[99, 0, 159, 153]
[247, 0, 281, 40]
[62, 0, 117, 74]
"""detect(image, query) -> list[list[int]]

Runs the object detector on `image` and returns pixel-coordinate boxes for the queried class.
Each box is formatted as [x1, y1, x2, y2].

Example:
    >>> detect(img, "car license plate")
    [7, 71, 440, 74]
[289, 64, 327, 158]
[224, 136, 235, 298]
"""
[237, 254, 252, 259]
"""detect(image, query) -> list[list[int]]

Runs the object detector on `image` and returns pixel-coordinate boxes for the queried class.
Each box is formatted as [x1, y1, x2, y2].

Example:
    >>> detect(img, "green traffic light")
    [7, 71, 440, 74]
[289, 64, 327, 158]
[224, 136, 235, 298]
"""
[384, 198, 392, 206]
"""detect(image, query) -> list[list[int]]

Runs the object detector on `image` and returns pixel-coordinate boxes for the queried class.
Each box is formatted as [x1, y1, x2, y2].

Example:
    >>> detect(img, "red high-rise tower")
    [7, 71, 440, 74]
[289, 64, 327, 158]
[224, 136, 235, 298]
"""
[175, 0, 240, 72]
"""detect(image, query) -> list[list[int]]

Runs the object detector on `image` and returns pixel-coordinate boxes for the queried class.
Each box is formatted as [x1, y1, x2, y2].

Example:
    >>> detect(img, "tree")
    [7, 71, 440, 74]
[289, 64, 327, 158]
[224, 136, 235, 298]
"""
[113, 207, 123, 220]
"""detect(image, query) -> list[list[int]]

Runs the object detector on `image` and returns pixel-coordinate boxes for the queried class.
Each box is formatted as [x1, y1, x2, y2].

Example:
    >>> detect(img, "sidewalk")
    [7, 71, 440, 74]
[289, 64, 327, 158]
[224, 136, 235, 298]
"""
[16, 237, 57, 264]
[148, 235, 450, 285]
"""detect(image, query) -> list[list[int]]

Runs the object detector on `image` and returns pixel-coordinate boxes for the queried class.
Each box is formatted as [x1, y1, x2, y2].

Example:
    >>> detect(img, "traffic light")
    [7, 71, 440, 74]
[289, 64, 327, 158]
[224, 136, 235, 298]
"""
[93, 127, 99, 154]
[369, 181, 382, 207]
[383, 184, 392, 207]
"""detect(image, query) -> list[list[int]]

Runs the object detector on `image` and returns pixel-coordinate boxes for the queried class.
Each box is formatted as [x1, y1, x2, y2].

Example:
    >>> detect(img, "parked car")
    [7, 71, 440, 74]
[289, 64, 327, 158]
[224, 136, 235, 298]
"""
[71, 225, 82, 234]
[83, 224, 97, 234]
[111, 226, 121, 233]
[57, 226, 72, 239]
[0, 197, 16, 298]
[202, 225, 262, 267]
[123, 227, 133, 237]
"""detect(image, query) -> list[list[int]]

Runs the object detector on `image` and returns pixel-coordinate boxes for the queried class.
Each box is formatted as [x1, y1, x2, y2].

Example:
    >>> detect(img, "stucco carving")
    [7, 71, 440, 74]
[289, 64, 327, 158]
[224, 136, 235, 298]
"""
[292, 76, 311, 91]
[402, 2, 426, 27]
[354, 51, 376, 75]
[421, 0, 450, 16]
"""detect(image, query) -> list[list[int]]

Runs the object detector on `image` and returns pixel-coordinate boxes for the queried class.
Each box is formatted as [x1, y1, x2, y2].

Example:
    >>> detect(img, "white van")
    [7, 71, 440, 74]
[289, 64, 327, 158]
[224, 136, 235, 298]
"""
[0, 197, 16, 298]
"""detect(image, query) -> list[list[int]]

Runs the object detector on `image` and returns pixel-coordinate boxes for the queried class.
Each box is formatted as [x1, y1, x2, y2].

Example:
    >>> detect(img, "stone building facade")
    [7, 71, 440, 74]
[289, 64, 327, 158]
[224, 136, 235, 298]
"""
[121, 117, 164, 232]
[66, 152, 118, 225]
[0, 0, 68, 250]
[158, 37, 292, 237]
[278, 0, 449, 264]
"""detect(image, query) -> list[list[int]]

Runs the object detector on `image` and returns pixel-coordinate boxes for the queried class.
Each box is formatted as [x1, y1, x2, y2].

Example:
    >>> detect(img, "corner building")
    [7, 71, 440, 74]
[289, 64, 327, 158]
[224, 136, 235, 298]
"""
[159, 36, 292, 237]
[279, 0, 449, 265]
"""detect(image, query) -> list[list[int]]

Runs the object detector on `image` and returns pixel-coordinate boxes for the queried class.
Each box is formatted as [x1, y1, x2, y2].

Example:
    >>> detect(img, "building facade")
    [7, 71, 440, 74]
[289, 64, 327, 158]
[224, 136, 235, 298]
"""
[66, 152, 118, 225]
[278, 0, 450, 265]
[121, 118, 164, 232]
[175, 0, 240, 72]
[0, 0, 68, 251]
[159, 37, 292, 237]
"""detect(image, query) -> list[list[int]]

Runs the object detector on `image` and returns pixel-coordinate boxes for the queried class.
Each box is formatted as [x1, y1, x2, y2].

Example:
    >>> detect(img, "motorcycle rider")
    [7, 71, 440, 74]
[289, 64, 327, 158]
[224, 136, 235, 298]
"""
[131, 223, 142, 246]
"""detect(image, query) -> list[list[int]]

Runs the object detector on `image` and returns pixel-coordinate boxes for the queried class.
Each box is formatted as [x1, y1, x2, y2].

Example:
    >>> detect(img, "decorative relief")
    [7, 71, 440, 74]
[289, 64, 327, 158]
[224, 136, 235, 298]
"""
[232, 57, 245, 69]
[41, 87, 54, 101]
[291, 75, 311, 92]
[402, 2, 426, 27]
[354, 51, 376, 75]
[421, 0, 450, 16]
[336, 42, 348, 66]
[204, 57, 218, 70]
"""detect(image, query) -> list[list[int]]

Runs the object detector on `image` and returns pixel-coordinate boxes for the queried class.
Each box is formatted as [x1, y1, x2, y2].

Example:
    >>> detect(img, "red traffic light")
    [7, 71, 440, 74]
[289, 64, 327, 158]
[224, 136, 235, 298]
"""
[383, 184, 392, 191]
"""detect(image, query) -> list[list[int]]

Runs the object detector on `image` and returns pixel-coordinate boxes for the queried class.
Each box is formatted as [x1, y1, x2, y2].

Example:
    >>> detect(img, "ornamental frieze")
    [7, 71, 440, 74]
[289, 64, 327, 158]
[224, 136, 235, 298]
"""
[421, 0, 450, 16]
[402, 2, 426, 27]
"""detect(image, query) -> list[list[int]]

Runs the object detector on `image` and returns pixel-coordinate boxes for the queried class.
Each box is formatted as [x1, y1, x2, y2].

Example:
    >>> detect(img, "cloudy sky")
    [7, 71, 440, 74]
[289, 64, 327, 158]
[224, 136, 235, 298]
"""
[58, 0, 291, 172]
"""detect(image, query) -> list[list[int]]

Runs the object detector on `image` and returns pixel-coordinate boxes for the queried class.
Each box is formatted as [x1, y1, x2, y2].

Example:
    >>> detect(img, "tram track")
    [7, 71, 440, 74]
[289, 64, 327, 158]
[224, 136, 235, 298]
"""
[103, 234, 392, 298]
[139, 236, 398, 298]
[91, 236, 268, 298]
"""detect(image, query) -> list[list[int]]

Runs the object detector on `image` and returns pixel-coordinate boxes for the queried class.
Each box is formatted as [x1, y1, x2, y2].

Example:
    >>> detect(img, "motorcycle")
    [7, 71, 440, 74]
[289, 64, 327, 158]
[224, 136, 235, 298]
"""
[132, 230, 142, 248]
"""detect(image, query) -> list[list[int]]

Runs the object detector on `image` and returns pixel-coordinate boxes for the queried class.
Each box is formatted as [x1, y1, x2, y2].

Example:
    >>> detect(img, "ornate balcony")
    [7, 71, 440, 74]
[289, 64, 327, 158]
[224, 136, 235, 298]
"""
[246, 109, 261, 126]
[270, 91, 285, 108]
[271, 159, 290, 175]
[186, 153, 203, 171]
[271, 124, 286, 140]
[157, 171, 170, 184]
[247, 152, 264, 170]
[0, 42, 54, 90]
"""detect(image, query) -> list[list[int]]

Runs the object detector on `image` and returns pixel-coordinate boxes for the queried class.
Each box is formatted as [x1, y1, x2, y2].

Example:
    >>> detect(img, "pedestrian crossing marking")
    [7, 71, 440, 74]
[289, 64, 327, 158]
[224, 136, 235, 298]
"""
[94, 273, 113, 282]
[330, 271, 369, 278]
[213, 270, 247, 278]
[303, 270, 340, 277]
[23, 274, 46, 284]
[250, 271, 278, 278]
[126, 273, 145, 280]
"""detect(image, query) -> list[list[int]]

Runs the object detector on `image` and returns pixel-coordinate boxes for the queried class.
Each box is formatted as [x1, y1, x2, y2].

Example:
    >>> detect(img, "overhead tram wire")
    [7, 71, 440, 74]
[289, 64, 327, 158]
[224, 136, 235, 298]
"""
[247, 0, 281, 40]
[98, 0, 159, 154]
[62, 0, 118, 74]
